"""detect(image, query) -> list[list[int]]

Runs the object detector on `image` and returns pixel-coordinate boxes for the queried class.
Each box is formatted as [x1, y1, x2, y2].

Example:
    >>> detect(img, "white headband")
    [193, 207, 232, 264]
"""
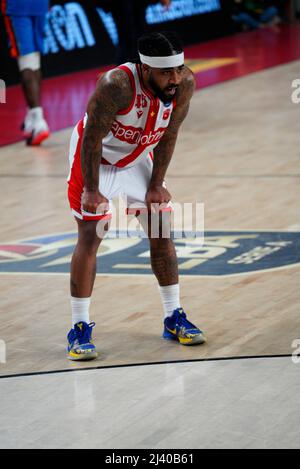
[139, 52, 184, 69]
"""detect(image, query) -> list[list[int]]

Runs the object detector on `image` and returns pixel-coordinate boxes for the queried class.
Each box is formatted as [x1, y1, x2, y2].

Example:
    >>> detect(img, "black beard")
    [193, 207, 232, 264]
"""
[148, 76, 176, 104]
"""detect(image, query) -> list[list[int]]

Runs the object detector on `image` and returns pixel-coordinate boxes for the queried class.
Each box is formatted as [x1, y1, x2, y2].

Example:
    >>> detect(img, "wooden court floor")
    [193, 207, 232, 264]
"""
[0, 61, 299, 377]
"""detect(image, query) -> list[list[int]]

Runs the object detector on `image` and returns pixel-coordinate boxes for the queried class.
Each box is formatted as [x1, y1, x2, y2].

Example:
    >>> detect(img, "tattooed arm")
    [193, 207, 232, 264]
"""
[146, 68, 196, 209]
[81, 69, 133, 213]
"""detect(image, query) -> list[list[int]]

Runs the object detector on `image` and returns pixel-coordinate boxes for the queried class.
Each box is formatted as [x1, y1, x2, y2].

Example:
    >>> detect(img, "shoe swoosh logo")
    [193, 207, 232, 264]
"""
[166, 327, 177, 335]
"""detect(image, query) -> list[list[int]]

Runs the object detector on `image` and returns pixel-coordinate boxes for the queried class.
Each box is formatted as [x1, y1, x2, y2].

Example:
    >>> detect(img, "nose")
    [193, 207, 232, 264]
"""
[169, 70, 181, 86]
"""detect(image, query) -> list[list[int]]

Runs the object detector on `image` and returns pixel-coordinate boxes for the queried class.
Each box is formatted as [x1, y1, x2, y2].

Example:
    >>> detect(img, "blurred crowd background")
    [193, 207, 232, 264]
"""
[0, 0, 299, 146]
[1, 0, 299, 86]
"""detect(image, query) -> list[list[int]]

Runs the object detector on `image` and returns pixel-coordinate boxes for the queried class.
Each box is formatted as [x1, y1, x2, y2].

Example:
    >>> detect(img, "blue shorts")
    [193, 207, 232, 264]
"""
[4, 14, 46, 58]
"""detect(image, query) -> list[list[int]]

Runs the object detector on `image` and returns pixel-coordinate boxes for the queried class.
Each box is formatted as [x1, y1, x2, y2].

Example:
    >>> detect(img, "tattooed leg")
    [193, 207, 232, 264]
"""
[138, 211, 178, 286]
[150, 237, 179, 286]
[70, 219, 103, 298]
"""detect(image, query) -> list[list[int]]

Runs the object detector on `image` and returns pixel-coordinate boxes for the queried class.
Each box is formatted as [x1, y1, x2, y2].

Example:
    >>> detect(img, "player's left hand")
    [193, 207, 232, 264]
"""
[146, 184, 172, 212]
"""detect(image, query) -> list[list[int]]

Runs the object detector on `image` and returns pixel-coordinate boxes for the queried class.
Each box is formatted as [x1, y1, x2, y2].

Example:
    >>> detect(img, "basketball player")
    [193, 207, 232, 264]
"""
[2, 0, 50, 145]
[67, 32, 206, 361]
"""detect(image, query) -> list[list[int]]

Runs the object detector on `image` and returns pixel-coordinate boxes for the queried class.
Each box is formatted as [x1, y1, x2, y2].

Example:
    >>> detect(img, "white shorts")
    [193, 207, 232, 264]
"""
[67, 119, 171, 221]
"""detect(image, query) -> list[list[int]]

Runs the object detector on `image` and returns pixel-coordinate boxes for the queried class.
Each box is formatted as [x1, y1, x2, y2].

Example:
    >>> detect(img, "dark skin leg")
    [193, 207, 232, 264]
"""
[150, 237, 179, 286]
[138, 211, 179, 287]
[70, 218, 109, 298]
[71, 212, 177, 299]
[20, 68, 42, 109]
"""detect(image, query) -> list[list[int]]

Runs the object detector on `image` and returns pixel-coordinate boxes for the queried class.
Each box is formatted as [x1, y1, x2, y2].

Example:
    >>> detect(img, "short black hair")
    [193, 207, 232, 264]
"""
[138, 31, 183, 58]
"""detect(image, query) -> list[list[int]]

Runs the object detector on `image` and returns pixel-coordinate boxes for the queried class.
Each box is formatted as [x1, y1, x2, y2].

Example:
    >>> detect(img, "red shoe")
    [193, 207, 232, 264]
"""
[27, 118, 50, 146]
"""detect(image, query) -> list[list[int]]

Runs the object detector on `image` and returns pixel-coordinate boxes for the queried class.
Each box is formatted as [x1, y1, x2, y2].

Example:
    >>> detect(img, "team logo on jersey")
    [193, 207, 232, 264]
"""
[111, 121, 166, 146]
[0, 231, 300, 276]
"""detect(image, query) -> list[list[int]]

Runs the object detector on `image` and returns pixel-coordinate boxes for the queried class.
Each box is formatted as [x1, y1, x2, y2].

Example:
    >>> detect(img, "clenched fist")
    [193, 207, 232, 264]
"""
[146, 183, 172, 213]
[81, 188, 109, 214]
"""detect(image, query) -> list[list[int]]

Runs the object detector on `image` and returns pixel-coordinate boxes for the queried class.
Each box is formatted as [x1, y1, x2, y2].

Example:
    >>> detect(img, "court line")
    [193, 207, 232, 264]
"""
[1, 262, 300, 278]
[0, 354, 293, 380]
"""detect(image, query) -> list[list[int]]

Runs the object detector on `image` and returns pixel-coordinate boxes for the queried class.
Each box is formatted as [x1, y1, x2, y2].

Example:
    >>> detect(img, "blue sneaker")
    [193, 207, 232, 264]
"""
[67, 322, 98, 361]
[163, 308, 206, 345]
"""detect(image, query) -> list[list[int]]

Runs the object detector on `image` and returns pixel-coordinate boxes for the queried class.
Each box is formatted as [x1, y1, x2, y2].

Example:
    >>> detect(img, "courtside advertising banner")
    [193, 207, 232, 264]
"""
[1, 0, 229, 84]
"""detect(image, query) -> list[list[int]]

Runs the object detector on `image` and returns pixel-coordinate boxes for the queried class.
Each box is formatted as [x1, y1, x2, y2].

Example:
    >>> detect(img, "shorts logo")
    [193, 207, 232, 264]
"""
[0, 231, 299, 277]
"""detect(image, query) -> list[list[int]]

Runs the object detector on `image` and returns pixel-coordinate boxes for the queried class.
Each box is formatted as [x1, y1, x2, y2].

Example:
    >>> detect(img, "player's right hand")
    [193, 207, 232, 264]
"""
[81, 188, 109, 214]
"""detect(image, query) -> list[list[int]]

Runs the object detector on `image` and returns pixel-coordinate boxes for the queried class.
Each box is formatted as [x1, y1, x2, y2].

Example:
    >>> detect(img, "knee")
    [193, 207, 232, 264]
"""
[77, 221, 102, 255]
[140, 212, 171, 240]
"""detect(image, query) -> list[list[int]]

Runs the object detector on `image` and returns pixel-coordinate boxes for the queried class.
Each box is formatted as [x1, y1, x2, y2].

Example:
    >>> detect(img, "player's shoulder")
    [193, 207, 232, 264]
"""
[182, 66, 196, 84]
[95, 67, 134, 109]
[176, 67, 196, 104]
[99, 67, 133, 94]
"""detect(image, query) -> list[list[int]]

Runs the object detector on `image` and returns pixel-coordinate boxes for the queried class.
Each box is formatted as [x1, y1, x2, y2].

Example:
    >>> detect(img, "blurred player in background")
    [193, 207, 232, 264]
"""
[1, 0, 50, 145]
[231, 0, 283, 30]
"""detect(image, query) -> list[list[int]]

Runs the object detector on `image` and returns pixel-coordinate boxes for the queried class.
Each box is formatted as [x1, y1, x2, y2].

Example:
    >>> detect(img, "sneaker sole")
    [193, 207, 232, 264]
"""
[67, 350, 98, 361]
[163, 332, 206, 346]
[179, 334, 206, 345]
[27, 130, 50, 146]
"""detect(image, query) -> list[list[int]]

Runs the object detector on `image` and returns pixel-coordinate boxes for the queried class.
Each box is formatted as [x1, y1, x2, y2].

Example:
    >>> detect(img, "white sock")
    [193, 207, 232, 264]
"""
[71, 297, 91, 328]
[28, 106, 44, 120]
[159, 284, 181, 319]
